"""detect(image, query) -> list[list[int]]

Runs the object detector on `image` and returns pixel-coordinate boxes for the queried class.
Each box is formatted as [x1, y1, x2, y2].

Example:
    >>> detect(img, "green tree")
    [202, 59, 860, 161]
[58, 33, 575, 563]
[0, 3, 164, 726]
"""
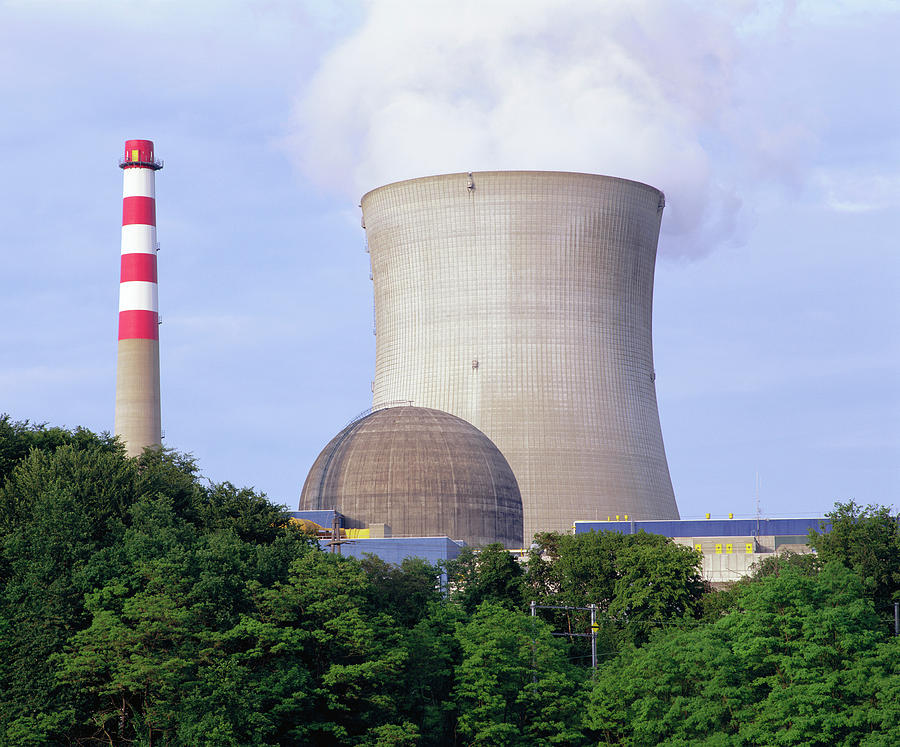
[198, 480, 292, 544]
[453, 602, 586, 746]
[446, 543, 525, 614]
[0, 414, 121, 491]
[186, 550, 416, 745]
[809, 501, 900, 614]
[0, 420, 313, 744]
[401, 602, 467, 746]
[526, 530, 704, 648]
[0, 442, 136, 742]
[608, 534, 704, 643]
[360, 554, 443, 627]
[585, 562, 900, 745]
[749, 548, 819, 580]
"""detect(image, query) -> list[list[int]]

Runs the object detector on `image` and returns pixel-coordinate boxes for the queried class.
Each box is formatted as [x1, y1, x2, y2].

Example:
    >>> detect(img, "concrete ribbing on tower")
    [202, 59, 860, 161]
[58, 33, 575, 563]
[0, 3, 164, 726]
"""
[115, 139, 162, 456]
[361, 171, 679, 544]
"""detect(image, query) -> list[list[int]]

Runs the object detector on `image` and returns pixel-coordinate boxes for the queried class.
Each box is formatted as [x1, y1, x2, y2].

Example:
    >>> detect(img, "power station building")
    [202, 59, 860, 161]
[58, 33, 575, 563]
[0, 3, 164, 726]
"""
[362, 171, 679, 543]
[300, 405, 523, 548]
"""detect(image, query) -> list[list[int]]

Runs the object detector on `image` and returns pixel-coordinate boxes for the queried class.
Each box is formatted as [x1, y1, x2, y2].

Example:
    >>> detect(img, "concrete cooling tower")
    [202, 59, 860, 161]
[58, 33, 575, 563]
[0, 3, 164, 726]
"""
[360, 171, 680, 543]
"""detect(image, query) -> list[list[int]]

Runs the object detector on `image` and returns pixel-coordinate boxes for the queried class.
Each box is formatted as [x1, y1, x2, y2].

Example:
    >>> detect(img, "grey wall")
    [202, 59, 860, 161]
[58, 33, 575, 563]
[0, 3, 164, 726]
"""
[361, 171, 679, 542]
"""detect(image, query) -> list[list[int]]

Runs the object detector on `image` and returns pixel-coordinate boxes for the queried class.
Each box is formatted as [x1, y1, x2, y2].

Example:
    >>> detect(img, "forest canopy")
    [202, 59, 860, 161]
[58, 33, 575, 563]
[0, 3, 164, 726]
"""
[1, 416, 898, 746]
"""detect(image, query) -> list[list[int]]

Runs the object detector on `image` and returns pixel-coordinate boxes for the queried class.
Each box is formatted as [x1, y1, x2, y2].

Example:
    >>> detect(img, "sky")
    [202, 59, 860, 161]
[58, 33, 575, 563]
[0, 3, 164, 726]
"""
[1, 0, 898, 521]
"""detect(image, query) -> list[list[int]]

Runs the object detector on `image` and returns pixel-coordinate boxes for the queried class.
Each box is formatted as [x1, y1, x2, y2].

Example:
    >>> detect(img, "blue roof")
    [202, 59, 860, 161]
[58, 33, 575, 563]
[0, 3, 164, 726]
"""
[573, 517, 830, 538]
[317, 536, 466, 566]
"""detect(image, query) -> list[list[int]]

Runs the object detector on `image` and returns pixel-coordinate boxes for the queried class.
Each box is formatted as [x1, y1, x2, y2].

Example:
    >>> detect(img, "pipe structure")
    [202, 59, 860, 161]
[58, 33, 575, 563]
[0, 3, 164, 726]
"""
[361, 171, 679, 543]
[114, 139, 163, 456]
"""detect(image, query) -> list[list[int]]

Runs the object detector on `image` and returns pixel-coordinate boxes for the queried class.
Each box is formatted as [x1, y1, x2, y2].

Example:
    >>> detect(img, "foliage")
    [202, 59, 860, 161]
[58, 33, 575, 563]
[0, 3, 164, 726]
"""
[3, 418, 900, 745]
[0, 420, 312, 744]
[401, 602, 466, 746]
[452, 602, 586, 746]
[809, 501, 900, 613]
[526, 529, 704, 646]
[445, 543, 525, 614]
[0, 414, 121, 492]
[360, 554, 443, 627]
[585, 563, 900, 745]
[697, 581, 742, 620]
[750, 548, 819, 580]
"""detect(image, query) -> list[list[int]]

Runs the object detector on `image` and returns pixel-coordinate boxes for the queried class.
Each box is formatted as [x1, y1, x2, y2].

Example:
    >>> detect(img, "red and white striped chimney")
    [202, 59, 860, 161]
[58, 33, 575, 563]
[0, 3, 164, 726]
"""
[115, 139, 162, 456]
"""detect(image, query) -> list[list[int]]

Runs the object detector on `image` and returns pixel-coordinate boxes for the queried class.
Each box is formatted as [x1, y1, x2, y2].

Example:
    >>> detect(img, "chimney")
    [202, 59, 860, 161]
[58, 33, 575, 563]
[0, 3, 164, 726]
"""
[114, 139, 163, 456]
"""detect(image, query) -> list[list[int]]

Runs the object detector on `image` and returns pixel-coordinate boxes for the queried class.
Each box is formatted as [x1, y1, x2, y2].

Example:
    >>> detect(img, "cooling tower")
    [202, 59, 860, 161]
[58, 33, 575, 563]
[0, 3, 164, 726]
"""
[115, 139, 162, 456]
[361, 171, 679, 543]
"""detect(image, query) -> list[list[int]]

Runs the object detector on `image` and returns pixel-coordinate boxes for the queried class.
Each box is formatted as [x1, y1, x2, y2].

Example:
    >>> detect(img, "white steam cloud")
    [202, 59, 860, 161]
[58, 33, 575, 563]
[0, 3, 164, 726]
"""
[290, 0, 890, 256]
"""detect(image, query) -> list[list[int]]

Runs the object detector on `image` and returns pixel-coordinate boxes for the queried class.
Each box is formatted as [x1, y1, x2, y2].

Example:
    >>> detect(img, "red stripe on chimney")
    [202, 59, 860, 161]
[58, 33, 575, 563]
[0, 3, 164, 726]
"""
[118, 309, 159, 340]
[120, 253, 158, 283]
[122, 196, 156, 226]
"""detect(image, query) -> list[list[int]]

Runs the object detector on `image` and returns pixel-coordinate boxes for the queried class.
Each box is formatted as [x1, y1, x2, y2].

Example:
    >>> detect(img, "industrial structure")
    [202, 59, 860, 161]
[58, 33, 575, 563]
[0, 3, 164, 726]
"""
[115, 139, 163, 456]
[287, 509, 826, 584]
[288, 510, 466, 566]
[360, 171, 679, 543]
[574, 517, 828, 583]
[300, 405, 524, 548]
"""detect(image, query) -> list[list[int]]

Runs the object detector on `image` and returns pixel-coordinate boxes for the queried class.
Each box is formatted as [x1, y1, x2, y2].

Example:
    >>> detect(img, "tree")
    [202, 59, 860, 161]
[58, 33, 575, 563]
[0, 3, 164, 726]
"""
[0, 414, 121, 491]
[0, 442, 136, 742]
[452, 602, 586, 746]
[749, 549, 819, 581]
[446, 544, 525, 614]
[197, 480, 292, 544]
[401, 602, 467, 746]
[607, 534, 705, 643]
[360, 554, 443, 627]
[585, 562, 900, 745]
[730, 562, 892, 745]
[809, 501, 900, 615]
[0, 421, 312, 744]
[526, 530, 704, 647]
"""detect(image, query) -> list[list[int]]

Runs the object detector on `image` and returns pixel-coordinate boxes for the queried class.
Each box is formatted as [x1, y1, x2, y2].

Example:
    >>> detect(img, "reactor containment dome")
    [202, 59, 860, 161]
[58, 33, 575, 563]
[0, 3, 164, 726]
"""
[299, 405, 524, 548]
[360, 171, 680, 542]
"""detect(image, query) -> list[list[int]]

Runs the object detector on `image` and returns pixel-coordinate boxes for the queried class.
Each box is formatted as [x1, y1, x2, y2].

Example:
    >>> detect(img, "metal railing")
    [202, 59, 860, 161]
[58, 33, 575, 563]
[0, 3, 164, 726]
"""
[118, 157, 164, 170]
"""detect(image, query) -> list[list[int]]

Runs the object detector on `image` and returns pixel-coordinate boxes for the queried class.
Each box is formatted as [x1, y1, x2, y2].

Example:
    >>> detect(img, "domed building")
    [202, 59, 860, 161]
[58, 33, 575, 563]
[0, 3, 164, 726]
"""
[300, 405, 523, 548]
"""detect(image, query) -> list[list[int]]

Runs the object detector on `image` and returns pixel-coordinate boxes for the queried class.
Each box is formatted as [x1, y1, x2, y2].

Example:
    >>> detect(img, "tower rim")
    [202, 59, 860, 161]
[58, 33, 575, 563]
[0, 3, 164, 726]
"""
[360, 169, 663, 205]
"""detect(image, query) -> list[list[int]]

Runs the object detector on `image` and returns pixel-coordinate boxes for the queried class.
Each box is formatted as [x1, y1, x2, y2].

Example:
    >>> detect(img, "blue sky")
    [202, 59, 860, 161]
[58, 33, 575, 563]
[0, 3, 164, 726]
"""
[1, 0, 897, 521]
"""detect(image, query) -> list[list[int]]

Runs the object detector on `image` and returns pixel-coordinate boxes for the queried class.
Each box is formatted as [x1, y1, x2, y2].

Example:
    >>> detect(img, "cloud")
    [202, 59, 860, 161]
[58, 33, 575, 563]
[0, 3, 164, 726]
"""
[290, 0, 745, 256]
[815, 169, 900, 214]
[289, 0, 898, 258]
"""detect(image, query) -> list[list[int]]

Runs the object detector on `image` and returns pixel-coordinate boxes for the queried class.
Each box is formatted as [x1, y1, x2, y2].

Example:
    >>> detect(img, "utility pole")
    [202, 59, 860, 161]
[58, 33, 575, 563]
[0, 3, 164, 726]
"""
[530, 600, 537, 684]
[529, 602, 599, 673]
[894, 601, 898, 636]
